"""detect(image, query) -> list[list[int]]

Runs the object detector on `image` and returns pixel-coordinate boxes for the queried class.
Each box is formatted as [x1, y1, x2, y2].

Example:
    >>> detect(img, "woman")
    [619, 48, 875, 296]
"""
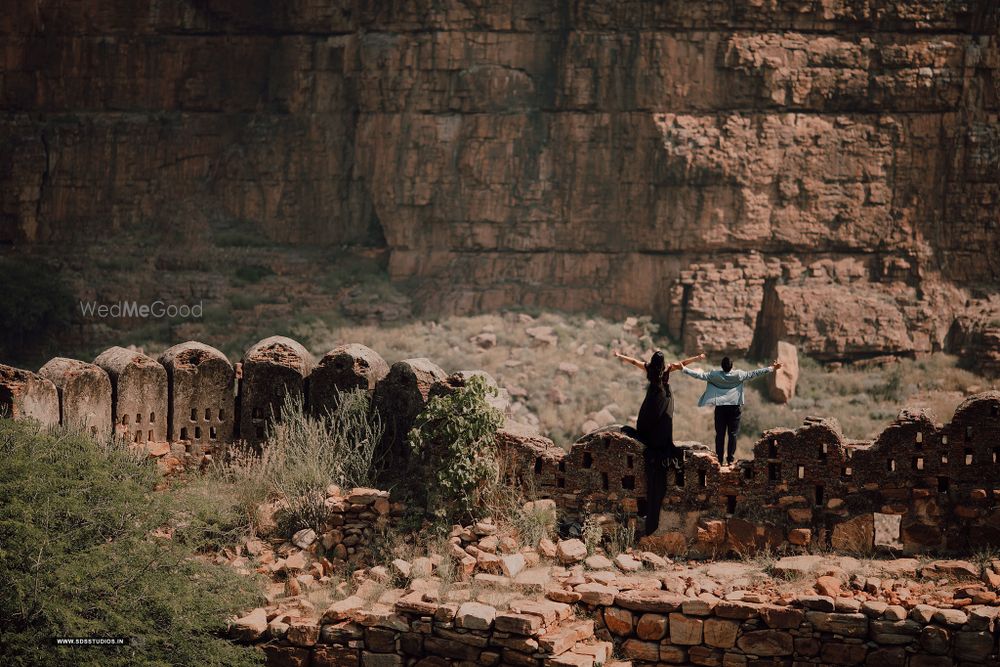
[614, 349, 705, 535]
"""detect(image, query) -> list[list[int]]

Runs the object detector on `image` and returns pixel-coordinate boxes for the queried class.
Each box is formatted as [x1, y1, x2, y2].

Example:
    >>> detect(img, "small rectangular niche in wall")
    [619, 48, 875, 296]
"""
[191, 408, 197, 421]
[743, 465, 753, 479]
[180, 427, 188, 440]
[888, 458, 896, 472]
[797, 465, 805, 479]
[768, 440, 777, 457]
[698, 470, 707, 488]
[726, 495, 737, 515]
[938, 476, 950, 493]
[601, 472, 609, 491]
[814, 485, 824, 506]
[558, 460, 566, 473]
[993, 447, 1000, 465]
[914, 456, 924, 471]
[768, 462, 781, 481]
[205, 408, 211, 420]
[583, 452, 593, 469]
[622, 475, 635, 490]
[534, 457, 543, 473]
[210, 426, 217, 440]
[674, 469, 685, 487]
[819, 442, 827, 462]
[843, 466, 852, 477]
[194, 426, 201, 439]
[965, 449, 974, 465]
[626, 455, 634, 469]
[557, 477, 565, 488]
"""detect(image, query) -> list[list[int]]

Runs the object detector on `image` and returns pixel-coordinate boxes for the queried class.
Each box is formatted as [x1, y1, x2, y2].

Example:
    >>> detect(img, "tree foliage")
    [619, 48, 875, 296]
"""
[0, 420, 263, 667]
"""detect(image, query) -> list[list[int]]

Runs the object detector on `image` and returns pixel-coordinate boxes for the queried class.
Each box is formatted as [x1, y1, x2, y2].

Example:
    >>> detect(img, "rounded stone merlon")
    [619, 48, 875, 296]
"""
[0, 363, 59, 425]
[159, 341, 235, 445]
[372, 358, 448, 462]
[309, 343, 389, 415]
[430, 369, 510, 415]
[38, 357, 112, 435]
[242, 336, 314, 376]
[951, 390, 1000, 422]
[239, 336, 314, 445]
[93, 346, 168, 443]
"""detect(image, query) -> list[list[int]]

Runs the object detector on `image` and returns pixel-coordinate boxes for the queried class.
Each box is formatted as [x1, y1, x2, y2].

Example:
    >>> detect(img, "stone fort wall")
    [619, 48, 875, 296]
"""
[2, 336, 1000, 556]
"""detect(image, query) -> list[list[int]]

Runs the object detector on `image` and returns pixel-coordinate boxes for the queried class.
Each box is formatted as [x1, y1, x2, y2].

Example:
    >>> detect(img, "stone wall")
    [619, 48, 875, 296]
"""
[241, 568, 1000, 667]
[4, 336, 1000, 555]
[2, 1, 999, 362]
[500, 392, 1000, 557]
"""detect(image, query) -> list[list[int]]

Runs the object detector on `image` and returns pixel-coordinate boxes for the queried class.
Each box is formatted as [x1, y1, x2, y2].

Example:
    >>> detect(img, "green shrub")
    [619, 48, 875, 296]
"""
[407, 375, 505, 524]
[0, 420, 263, 667]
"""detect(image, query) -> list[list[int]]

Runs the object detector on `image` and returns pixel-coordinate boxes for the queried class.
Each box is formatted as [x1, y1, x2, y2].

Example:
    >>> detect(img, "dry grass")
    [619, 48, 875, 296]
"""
[287, 311, 997, 456]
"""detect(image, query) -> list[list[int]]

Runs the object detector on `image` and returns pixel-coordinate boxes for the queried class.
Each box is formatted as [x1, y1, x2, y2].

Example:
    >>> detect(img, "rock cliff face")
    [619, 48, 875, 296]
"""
[2, 1, 998, 360]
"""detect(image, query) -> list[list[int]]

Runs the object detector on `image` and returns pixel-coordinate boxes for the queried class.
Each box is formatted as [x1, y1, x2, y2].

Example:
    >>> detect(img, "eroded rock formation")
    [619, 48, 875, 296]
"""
[1, 1, 998, 361]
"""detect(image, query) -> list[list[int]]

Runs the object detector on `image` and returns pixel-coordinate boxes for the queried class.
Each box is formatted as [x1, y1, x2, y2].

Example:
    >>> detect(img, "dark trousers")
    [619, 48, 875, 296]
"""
[644, 453, 667, 536]
[714, 405, 742, 464]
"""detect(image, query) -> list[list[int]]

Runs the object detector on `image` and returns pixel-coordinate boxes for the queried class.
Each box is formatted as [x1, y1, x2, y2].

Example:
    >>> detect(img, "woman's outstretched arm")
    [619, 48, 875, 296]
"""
[666, 353, 706, 373]
[612, 350, 646, 370]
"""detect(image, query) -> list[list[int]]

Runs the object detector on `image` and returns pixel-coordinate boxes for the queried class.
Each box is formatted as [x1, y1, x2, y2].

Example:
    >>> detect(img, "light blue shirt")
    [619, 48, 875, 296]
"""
[682, 366, 775, 407]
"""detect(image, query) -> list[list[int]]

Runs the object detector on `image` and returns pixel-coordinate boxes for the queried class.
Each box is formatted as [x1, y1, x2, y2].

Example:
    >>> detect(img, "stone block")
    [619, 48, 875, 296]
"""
[602, 607, 634, 637]
[634, 612, 667, 640]
[703, 617, 739, 648]
[668, 613, 703, 645]
[736, 629, 794, 656]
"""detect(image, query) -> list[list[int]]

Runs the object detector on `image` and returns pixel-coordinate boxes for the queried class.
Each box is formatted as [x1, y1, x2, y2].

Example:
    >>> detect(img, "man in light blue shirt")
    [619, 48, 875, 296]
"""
[682, 356, 782, 466]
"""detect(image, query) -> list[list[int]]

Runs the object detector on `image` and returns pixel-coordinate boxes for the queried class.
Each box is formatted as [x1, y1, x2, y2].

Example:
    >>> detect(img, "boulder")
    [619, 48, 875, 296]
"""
[556, 539, 587, 564]
[766, 341, 799, 403]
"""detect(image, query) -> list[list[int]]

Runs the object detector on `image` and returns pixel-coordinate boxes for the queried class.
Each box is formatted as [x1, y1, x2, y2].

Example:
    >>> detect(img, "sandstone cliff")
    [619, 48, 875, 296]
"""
[1, 1, 998, 361]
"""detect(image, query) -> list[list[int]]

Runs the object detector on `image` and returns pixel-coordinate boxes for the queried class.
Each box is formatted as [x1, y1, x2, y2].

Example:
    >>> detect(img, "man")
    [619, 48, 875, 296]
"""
[681, 356, 782, 466]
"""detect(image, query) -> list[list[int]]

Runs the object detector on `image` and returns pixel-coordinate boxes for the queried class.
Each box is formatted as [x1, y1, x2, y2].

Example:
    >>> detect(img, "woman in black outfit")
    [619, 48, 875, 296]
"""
[615, 349, 705, 536]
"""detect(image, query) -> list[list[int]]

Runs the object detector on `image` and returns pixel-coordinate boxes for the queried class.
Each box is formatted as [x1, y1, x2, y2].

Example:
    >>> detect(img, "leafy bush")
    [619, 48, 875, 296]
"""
[0, 419, 263, 667]
[218, 388, 383, 534]
[407, 375, 505, 523]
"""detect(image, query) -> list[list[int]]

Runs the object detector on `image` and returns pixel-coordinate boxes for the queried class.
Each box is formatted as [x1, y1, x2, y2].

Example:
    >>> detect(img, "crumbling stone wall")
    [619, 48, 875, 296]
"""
[503, 392, 1000, 557]
[5, 337, 1000, 556]
[93, 346, 168, 443]
[241, 574, 1000, 667]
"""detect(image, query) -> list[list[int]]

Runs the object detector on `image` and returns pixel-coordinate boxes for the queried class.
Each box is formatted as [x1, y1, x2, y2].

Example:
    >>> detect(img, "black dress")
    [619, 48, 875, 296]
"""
[635, 375, 678, 536]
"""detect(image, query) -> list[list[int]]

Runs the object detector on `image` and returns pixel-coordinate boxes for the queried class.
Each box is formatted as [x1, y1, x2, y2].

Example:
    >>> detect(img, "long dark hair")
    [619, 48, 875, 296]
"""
[646, 350, 665, 384]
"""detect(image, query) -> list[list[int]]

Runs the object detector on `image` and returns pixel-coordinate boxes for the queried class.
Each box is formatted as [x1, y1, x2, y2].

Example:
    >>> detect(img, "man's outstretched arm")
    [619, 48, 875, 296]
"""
[682, 365, 711, 381]
[740, 361, 783, 381]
